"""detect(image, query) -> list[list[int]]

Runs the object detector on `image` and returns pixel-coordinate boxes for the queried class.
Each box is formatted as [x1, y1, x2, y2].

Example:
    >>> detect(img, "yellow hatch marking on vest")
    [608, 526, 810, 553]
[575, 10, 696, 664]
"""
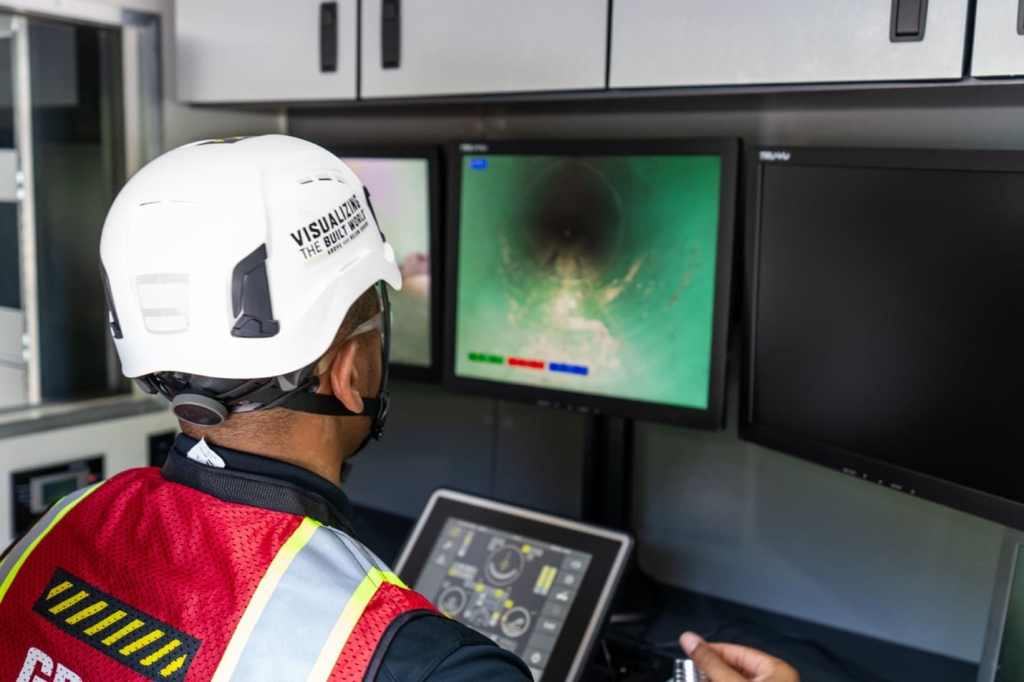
[48, 590, 89, 614]
[102, 618, 144, 646]
[161, 655, 188, 678]
[210, 517, 321, 682]
[120, 629, 164, 656]
[66, 600, 108, 624]
[305, 571, 383, 682]
[48, 581, 74, 600]
[35, 570, 202, 681]
[84, 609, 127, 635]
[0, 481, 103, 606]
[141, 639, 181, 666]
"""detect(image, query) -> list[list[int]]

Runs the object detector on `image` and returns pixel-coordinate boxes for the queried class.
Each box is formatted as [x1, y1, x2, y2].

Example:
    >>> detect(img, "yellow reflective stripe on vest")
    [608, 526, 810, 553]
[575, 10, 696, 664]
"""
[305, 567, 390, 681]
[211, 516, 320, 682]
[0, 482, 104, 606]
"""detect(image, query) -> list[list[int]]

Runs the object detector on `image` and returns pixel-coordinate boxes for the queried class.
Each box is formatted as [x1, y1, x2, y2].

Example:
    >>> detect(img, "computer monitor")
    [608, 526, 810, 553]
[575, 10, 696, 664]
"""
[445, 140, 738, 428]
[334, 147, 442, 380]
[743, 146, 1024, 529]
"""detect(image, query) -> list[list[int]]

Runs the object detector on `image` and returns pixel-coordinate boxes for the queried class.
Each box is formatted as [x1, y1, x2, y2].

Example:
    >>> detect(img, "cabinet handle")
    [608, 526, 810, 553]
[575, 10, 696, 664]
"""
[890, 0, 927, 42]
[1018, 0, 1024, 36]
[382, 0, 400, 69]
[320, 2, 338, 73]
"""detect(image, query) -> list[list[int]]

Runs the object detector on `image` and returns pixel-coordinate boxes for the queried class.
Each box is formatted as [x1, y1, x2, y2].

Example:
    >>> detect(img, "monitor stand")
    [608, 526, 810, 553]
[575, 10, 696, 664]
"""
[581, 414, 660, 624]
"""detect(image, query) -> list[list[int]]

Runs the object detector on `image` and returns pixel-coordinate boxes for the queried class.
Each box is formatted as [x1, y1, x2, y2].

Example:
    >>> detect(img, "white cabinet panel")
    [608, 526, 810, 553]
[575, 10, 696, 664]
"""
[176, 0, 357, 103]
[360, 0, 609, 99]
[972, 0, 1024, 77]
[0, 365, 26, 409]
[0, 307, 23, 365]
[611, 0, 969, 89]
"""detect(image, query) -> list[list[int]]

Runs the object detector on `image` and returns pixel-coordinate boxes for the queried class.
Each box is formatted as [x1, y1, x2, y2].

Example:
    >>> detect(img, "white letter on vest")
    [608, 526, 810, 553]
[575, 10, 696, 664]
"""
[16, 647, 53, 682]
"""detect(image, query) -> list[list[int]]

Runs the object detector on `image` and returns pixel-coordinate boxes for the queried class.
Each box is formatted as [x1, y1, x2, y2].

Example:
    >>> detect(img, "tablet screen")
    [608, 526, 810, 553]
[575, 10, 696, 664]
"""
[416, 517, 593, 678]
[396, 490, 632, 682]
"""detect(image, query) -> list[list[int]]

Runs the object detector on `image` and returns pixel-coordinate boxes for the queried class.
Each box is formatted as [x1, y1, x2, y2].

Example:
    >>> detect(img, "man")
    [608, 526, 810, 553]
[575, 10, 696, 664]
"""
[0, 135, 797, 681]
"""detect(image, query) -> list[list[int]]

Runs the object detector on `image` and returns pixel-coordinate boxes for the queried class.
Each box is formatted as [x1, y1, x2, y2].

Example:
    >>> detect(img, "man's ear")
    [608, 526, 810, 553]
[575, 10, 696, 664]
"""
[328, 338, 365, 414]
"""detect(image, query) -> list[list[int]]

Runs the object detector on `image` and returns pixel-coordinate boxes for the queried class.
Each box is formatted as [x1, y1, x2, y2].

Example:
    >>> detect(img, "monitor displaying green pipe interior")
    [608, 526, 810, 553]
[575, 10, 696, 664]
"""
[454, 153, 722, 410]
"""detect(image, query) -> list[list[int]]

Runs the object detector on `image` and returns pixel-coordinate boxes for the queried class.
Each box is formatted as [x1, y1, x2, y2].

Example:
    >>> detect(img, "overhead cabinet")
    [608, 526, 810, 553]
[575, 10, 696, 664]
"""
[176, 0, 358, 103]
[610, 0, 970, 89]
[972, 0, 1024, 76]
[360, 0, 609, 99]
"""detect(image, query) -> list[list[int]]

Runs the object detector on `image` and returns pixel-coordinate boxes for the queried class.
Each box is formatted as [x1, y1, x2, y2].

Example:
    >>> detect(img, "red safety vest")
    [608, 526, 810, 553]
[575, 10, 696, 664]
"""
[0, 468, 435, 681]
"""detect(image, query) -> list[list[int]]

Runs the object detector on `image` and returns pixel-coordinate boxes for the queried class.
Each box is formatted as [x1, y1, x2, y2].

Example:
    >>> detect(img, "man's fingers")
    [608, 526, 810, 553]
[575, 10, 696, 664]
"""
[680, 633, 746, 682]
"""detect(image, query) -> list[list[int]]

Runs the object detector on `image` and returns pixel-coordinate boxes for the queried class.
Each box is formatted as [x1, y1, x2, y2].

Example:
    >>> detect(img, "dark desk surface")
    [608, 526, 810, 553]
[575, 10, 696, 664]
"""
[350, 504, 978, 682]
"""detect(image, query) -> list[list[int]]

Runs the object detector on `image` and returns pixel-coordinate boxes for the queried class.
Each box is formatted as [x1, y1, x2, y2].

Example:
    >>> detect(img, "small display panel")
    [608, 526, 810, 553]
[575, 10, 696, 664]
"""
[342, 156, 434, 371]
[416, 517, 592, 679]
[997, 547, 1024, 680]
[448, 141, 737, 426]
[396, 489, 632, 682]
[11, 456, 103, 537]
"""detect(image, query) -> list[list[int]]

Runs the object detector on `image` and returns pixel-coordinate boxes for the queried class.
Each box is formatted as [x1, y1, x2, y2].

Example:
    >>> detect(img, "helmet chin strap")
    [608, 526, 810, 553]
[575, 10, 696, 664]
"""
[281, 389, 390, 446]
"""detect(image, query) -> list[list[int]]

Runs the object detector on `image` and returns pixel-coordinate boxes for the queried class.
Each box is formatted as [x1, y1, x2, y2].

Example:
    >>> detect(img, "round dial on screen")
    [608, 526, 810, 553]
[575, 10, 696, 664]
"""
[500, 606, 531, 639]
[437, 586, 469, 617]
[486, 546, 525, 586]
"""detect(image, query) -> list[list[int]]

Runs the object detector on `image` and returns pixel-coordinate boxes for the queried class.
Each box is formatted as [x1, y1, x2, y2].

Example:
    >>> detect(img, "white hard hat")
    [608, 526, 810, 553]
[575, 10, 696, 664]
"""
[99, 134, 402, 426]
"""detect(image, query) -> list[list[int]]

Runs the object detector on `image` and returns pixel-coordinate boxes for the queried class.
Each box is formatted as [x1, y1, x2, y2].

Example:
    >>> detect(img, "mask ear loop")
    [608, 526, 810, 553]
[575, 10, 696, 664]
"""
[340, 283, 391, 482]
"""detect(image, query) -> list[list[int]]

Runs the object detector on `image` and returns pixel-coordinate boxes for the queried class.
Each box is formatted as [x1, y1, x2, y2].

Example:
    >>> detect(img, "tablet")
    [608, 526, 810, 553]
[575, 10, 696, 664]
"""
[395, 489, 633, 682]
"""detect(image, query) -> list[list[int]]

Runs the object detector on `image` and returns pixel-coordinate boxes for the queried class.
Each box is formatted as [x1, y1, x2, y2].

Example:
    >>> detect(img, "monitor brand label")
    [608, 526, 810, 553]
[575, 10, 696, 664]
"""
[759, 150, 792, 162]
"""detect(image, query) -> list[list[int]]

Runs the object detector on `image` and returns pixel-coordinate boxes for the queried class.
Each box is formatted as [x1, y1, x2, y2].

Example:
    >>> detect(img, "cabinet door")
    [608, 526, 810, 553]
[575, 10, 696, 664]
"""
[610, 0, 969, 89]
[360, 0, 609, 99]
[972, 0, 1024, 76]
[176, 0, 357, 103]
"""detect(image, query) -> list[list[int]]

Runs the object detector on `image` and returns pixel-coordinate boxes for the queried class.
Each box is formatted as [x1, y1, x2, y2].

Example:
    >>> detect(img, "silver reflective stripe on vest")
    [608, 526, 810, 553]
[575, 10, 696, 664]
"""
[211, 519, 406, 682]
[0, 482, 103, 606]
[229, 525, 375, 680]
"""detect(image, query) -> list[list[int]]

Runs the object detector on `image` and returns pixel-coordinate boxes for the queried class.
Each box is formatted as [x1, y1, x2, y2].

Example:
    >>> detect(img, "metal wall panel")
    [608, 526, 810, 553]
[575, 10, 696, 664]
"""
[610, 0, 969, 88]
[176, 0, 357, 103]
[360, 0, 608, 99]
[972, 0, 1024, 77]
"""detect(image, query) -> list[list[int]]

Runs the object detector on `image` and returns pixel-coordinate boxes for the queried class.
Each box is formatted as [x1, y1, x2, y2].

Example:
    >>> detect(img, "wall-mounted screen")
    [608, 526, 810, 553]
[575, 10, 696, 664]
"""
[335, 148, 441, 380]
[744, 146, 1024, 529]
[446, 140, 738, 428]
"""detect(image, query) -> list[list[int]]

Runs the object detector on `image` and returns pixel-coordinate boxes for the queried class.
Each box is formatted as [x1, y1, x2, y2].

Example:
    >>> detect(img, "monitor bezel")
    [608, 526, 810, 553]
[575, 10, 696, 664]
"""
[443, 138, 740, 429]
[328, 145, 444, 382]
[741, 145, 1024, 531]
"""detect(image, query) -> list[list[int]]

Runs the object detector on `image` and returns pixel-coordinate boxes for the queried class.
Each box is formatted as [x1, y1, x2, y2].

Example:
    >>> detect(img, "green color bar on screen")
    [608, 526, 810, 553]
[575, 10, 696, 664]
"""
[468, 352, 504, 364]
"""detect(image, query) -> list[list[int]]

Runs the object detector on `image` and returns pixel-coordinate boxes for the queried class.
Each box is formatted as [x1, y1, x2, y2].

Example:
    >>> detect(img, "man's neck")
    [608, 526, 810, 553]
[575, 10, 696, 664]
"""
[181, 412, 348, 486]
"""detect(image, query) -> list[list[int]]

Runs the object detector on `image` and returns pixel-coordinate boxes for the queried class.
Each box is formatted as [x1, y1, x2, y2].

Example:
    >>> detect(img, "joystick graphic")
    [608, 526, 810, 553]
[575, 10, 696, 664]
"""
[500, 606, 532, 639]
[486, 546, 526, 586]
[437, 586, 469, 617]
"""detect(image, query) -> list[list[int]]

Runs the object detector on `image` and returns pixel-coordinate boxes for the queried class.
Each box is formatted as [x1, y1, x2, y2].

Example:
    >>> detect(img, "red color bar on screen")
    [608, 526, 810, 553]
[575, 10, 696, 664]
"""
[508, 357, 545, 370]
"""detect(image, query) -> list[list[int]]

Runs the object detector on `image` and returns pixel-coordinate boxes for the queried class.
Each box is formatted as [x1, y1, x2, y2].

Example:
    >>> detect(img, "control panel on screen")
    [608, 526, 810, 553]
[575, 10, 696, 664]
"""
[416, 518, 592, 679]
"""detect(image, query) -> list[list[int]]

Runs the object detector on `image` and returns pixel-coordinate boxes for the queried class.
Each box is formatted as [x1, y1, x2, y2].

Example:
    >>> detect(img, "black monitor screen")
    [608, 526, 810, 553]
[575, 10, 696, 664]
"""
[447, 140, 738, 427]
[745, 148, 1024, 528]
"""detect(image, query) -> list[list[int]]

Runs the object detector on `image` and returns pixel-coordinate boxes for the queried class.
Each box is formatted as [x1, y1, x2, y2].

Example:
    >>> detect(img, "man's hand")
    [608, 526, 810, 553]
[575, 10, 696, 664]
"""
[680, 632, 799, 682]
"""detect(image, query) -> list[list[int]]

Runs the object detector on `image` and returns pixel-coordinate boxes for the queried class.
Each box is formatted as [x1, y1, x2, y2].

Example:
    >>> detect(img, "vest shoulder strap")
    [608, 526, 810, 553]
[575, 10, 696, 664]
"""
[212, 518, 435, 682]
